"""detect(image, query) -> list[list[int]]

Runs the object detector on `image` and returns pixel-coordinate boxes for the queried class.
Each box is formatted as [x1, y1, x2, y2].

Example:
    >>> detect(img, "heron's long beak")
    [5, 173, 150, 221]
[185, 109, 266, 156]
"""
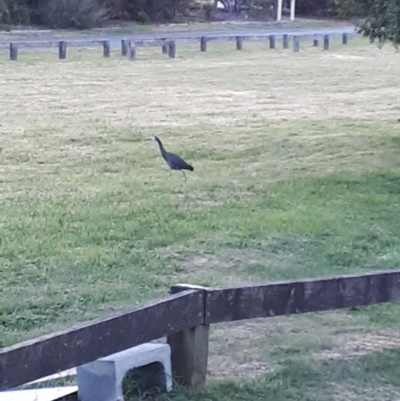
[145, 137, 153, 142]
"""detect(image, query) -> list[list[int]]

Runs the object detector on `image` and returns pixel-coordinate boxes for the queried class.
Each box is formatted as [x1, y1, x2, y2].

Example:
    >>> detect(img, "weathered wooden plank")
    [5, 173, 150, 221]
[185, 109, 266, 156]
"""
[0, 290, 204, 391]
[206, 269, 400, 324]
[167, 285, 210, 388]
[0, 386, 77, 401]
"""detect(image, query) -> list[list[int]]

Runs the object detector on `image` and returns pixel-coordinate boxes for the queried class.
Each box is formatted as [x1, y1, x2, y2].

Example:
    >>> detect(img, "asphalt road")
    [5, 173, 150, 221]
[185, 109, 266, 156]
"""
[0, 26, 356, 47]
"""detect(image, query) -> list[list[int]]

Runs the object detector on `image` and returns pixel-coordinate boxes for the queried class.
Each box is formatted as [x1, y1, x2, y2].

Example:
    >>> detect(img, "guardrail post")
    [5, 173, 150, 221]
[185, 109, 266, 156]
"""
[342, 32, 349, 45]
[283, 34, 289, 49]
[236, 36, 243, 50]
[200, 36, 207, 52]
[324, 34, 329, 50]
[313, 38, 319, 47]
[167, 284, 210, 388]
[269, 35, 276, 49]
[103, 40, 110, 57]
[59, 41, 67, 59]
[168, 41, 176, 58]
[121, 39, 128, 56]
[293, 36, 299, 52]
[10, 43, 18, 61]
[162, 41, 168, 54]
[128, 41, 136, 60]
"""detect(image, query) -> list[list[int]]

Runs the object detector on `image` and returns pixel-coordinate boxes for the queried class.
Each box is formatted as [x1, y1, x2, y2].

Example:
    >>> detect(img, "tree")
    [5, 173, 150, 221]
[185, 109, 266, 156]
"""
[356, 0, 400, 48]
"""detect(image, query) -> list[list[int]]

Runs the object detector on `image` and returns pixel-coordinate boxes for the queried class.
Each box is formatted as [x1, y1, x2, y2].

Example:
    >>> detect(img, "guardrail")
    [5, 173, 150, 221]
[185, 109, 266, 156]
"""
[0, 29, 355, 61]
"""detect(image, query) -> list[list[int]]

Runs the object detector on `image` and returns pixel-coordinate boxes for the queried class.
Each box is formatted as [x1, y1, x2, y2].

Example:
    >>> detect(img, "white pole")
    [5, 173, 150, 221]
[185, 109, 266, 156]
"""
[277, 0, 283, 21]
[290, 0, 295, 21]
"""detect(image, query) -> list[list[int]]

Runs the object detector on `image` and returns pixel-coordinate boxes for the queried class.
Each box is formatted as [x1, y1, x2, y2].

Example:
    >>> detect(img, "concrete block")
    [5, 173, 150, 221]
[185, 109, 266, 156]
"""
[77, 343, 172, 401]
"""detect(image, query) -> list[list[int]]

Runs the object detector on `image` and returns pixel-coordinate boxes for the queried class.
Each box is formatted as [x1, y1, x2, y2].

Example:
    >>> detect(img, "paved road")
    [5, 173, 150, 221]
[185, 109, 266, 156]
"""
[0, 26, 355, 47]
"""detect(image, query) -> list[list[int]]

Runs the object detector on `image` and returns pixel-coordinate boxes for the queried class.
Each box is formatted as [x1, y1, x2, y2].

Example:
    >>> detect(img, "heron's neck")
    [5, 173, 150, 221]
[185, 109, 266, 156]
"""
[155, 137, 167, 158]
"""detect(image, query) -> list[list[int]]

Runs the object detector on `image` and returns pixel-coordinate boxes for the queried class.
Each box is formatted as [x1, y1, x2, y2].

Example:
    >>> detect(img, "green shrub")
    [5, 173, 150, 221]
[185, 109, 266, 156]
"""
[101, 0, 192, 23]
[333, 0, 370, 18]
[357, 0, 400, 48]
[37, 0, 108, 29]
[0, 0, 29, 24]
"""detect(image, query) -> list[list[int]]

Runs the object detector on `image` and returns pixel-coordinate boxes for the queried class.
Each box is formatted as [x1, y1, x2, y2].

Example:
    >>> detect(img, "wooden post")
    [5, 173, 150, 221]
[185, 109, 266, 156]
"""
[283, 34, 289, 49]
[9, 43, 18, 61]
[162, 43, 168, 54]
[342, 32, 349, 45]
[103, 40, 110, 57]
[200, 36, 207, 52]
[269, 35, 276, 49]
[168, 41, 176, 58]
[313, 38, 319, 47]
[58, 41, 67, 59]
[293, 36, 299, 52]
[236, 36, 243, 50]
[323, 35, 329, 50]
[128, 42, 136, 60]
[121, 39, 128, 56]
[167, 284, 210, 388]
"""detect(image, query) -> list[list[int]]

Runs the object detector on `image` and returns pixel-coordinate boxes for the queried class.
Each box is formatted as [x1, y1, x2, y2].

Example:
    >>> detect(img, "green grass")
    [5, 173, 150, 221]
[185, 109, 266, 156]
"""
[1, 37, 400, 400]
[163, 348, 400, 401]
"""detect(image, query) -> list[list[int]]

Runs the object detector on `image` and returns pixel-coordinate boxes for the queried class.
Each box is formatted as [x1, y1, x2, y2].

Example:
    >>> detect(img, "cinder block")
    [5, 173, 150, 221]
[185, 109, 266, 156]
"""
[77, 343, 172, 401]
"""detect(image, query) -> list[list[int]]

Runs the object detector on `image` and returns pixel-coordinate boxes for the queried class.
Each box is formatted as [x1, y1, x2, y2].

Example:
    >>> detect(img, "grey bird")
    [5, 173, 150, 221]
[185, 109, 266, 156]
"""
[147, 136, 194, 181]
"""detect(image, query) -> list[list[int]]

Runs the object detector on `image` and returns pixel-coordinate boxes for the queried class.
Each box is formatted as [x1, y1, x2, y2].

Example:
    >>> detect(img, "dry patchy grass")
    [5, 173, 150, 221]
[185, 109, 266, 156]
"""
[1, 37, 400, 400]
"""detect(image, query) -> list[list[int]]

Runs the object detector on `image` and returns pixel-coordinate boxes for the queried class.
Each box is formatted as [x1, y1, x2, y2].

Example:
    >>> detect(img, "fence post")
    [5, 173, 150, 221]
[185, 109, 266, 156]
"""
[121, 39, 128, 56]
[200, 36, 207, 52]
[282, 34, 289, 49]
[59, 41, 67, 59]
[167, 284, 210, 388]
[269, 35, 276, 49]
[103, 40, 110, 57]
[313, 38, 319, 47]
[10, 43, 18, 61]
[236, 36, 243, 50]
[293, 36, 299, 52]
[128, 42, 136, 60]
[162, 42, 168, 54]
[168, 41, 176, 58]
[323, 35, 329, 50]
[342, 32, 349, 45]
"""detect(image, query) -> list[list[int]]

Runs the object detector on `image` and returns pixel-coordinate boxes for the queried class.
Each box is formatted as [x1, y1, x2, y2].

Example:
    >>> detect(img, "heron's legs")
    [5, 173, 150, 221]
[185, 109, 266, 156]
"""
[180, 170, 187, 181]
[166, 170, 172, 180]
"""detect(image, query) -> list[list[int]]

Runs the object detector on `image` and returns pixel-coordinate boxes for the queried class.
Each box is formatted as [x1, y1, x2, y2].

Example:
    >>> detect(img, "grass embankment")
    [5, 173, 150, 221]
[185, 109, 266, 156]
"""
[1, 37, 400, 400]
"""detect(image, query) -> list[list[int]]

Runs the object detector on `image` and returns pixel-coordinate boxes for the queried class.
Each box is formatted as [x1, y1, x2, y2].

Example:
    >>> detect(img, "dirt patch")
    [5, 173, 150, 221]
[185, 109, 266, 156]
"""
[207, 312, 400, 380]
[314, 330, 400, 362]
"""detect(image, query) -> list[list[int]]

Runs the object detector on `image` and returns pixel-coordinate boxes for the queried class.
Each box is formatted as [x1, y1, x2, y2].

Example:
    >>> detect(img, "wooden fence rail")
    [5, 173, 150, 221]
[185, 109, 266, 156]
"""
[1, 269, 399, 392]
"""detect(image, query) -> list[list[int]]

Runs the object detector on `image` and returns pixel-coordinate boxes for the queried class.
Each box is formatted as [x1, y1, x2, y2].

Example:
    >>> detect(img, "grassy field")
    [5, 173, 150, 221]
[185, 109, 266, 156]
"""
[1, 37, 400, 400]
